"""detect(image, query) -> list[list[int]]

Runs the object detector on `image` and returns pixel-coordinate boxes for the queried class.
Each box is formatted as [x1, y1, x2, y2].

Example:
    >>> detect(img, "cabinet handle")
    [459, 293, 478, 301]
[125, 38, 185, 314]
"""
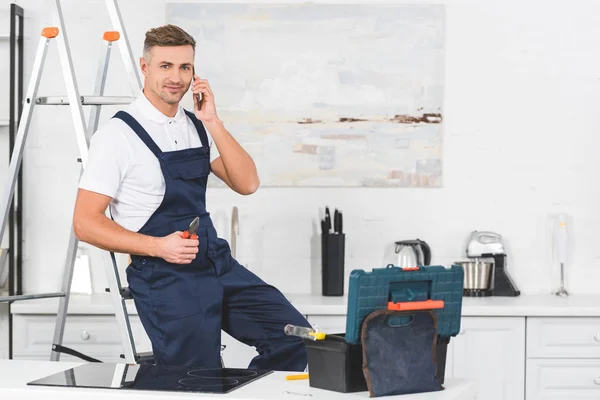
[80, 331, 90, 341]
[594, 377, 600, 386]
[595, 333, 600, 343]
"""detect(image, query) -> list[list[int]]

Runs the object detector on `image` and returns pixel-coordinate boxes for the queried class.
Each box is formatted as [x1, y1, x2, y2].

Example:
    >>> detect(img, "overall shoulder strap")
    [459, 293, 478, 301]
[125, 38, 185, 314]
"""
[112, 111, 163, 159]
[184, 110, 210, 149]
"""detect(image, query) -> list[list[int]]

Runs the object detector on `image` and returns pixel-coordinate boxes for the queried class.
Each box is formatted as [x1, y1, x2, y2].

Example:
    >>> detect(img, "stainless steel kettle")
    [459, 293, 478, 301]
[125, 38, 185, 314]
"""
[395, 239, 431, 268]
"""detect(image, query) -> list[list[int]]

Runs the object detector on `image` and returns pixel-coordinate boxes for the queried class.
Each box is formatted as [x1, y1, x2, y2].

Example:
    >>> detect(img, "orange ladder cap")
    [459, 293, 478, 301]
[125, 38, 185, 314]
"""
[103, 31, 120, 42]
[41, 27, 59, 38]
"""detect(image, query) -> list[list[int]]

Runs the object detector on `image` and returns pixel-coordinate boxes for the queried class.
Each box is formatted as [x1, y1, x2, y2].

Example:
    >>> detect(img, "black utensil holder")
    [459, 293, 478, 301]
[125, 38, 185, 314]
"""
[322, 233, 345, 296]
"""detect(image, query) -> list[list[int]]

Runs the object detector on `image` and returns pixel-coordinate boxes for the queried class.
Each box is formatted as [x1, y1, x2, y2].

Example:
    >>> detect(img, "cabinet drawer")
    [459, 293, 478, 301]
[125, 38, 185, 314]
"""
[527, 317, 600, 358]
[12, 315, 152, 361]
[526, 359, 600, 399]
[306, 315, 346, 334]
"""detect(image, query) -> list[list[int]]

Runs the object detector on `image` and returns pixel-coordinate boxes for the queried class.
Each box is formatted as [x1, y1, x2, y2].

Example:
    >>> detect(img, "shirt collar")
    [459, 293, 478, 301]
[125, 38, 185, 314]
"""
[134, 89, 186, 124]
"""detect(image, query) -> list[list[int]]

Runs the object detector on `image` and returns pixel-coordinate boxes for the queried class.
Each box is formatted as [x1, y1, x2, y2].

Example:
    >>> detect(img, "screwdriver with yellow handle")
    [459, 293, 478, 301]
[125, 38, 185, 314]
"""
[284, 324, 326, 341]
[283, 325, 323, 381]
[285, 373, 309, 380]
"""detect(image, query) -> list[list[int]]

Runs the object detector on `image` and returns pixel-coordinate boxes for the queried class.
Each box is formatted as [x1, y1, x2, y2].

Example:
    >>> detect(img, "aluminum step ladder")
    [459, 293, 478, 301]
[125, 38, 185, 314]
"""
[0, 0, 150, 365]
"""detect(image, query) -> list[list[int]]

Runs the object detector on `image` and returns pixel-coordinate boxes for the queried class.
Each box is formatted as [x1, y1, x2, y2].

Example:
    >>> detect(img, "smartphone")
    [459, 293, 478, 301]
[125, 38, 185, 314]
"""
[192, 66, 201, 104]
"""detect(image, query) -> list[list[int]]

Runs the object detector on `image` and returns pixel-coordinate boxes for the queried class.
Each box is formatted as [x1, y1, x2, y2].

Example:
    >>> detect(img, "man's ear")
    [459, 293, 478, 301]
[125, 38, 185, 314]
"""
[140, 56, 148, 77]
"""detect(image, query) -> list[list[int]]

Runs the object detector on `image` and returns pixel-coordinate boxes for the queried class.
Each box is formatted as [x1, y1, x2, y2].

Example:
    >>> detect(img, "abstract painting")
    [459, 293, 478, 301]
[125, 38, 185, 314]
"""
[167, 3, 445, 187]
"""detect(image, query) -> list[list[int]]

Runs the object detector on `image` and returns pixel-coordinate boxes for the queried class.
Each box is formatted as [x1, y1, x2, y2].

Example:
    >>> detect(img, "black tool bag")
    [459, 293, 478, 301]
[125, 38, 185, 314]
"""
[360, 309, 443, 397]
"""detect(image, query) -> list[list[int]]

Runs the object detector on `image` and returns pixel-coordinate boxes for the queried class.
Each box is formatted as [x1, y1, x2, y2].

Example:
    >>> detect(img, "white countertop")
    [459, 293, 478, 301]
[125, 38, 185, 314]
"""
[8, 292, 600, 317]
[0, 360, 477, 400]
[287, 293, 600, 317]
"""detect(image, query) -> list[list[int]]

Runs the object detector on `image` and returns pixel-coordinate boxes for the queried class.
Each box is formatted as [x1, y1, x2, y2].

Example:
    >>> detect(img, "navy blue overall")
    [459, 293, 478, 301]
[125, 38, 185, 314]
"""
[113, 110, 310, 371]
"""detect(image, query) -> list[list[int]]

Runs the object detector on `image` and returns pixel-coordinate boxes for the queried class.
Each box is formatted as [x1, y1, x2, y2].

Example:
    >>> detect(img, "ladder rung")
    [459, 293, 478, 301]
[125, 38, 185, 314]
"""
[35, 95, 135, 105]
[0, 292, 65, 303]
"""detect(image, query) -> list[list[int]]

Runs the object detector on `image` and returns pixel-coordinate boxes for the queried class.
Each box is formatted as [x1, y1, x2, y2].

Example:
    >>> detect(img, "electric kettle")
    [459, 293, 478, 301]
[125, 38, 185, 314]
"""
[395, 239, 431, 268]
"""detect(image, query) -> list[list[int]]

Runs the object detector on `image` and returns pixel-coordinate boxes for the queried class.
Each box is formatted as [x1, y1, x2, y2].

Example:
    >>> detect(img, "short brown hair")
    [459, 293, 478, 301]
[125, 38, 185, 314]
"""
[143, 24, 196, 60]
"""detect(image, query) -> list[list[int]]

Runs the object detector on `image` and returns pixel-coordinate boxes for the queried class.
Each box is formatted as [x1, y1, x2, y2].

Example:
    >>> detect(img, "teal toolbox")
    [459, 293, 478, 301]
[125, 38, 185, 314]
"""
[304, 264, 464, 393]
[345, 264, 464, 344]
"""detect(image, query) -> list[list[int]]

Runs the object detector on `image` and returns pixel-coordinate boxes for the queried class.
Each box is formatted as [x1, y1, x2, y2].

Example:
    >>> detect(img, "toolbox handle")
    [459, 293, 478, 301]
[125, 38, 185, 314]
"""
[384, 264, 421, 271]
[387, 300, 444, 311]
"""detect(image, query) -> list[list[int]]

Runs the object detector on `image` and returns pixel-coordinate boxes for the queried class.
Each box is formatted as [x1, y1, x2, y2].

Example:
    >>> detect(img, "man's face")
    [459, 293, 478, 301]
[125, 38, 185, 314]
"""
[141, 45, 194, 105]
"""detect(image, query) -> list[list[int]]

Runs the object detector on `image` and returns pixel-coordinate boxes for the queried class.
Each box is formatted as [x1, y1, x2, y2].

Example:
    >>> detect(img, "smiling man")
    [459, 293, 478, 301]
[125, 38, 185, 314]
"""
[72, 24, 310, 371]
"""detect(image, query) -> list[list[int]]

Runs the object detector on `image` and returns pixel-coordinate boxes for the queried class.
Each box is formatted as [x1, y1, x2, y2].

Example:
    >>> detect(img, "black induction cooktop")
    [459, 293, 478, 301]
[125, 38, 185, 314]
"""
[27, 362, 273, 394]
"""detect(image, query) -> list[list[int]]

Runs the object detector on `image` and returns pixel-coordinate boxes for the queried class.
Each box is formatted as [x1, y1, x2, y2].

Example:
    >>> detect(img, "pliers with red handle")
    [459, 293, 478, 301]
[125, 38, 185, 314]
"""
[182, 216, 199, 240]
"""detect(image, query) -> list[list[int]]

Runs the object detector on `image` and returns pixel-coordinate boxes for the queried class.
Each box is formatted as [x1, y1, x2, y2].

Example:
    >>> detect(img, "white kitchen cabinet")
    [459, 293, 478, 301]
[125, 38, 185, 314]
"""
[525, 317, 600, 399]
[0, 303, 8, 359]
[527, 317, 600, 359]
[450, 316, 525, 400]
[12, 314, 152, 362]
[9, 312, 274, 368]
[526, 359, 600, 399]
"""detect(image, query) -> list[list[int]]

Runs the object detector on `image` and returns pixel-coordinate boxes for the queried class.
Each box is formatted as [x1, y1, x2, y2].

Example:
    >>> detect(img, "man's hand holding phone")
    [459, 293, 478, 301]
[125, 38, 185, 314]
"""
[191, 66, 219, 124]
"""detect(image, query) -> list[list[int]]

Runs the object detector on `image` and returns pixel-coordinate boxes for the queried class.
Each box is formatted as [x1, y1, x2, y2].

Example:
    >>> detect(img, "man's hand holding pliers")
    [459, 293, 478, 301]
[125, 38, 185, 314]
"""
[152, 217, 199, 265]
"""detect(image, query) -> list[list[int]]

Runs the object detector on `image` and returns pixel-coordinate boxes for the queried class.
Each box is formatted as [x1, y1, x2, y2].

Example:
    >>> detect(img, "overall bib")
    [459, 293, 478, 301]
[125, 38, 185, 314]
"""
[114, 110, 310, 371]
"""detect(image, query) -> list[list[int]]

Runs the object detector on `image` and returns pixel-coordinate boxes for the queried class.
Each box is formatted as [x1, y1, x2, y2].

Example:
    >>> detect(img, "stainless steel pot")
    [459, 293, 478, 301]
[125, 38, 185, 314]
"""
[455, 260, 493, 290]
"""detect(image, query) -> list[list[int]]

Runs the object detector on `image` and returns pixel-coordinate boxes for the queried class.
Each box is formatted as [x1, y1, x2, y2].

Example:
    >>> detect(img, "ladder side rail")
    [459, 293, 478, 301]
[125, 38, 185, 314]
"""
[53, 0, 90, 165]
[103, 246, 137, 363]
[49, 0, 99, 361]
[87, 34, 115, 138]
[0, 30, 55, 246]
[52, 30, 124, 361]
[105, 0, 142, 93]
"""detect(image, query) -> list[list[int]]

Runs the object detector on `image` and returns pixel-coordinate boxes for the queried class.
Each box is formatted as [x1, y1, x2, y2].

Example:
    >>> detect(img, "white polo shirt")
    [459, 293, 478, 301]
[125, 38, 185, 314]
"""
[78, 91, 220, 232]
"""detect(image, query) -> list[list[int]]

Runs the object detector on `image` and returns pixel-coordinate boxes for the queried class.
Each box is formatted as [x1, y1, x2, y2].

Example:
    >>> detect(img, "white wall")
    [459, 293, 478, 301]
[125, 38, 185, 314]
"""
[1, 0, 600, 298]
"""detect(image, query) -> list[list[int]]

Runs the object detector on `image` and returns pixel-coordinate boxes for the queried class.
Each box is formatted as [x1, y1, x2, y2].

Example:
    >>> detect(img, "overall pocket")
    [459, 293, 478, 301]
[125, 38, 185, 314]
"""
[151, 264, 205, 321]
[150, 259, 223, 322]
[163, 150, 210, 181]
